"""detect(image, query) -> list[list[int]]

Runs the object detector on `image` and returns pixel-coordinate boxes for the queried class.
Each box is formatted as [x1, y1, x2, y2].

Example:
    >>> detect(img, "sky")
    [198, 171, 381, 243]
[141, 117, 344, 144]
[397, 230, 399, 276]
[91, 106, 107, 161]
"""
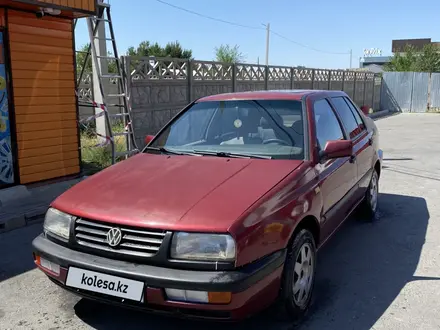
[74, 0, 440, 70]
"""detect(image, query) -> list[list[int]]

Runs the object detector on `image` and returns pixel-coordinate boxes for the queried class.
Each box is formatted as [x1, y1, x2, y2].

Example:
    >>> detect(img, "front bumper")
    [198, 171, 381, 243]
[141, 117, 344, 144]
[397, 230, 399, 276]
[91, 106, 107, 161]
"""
[32, 234, 285, 320]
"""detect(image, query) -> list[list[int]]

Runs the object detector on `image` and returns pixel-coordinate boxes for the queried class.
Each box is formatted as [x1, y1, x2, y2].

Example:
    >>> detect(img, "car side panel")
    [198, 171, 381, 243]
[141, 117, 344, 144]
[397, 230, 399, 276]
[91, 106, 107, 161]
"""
[314, 156, 357, 242]
[230, 91, 380, 267]
[309, 95, 358, 241]
[230, 162, 321, 267]
[352, 130, 375, 199]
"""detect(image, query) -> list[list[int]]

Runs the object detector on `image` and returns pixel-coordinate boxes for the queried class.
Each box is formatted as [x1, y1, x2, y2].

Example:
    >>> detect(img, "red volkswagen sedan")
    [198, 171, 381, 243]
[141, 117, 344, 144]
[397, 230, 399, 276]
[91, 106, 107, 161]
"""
[32, 90, 382, 322]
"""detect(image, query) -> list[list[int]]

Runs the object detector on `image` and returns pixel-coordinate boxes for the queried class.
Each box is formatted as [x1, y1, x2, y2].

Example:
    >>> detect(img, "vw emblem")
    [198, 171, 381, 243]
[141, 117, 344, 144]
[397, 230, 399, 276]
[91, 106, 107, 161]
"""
[106, 228, 122, 247]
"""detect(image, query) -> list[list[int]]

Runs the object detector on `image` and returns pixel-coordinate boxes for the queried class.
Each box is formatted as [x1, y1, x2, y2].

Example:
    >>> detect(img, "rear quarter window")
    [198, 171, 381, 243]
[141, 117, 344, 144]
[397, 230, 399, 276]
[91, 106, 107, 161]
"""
[344, 97, 366, 130]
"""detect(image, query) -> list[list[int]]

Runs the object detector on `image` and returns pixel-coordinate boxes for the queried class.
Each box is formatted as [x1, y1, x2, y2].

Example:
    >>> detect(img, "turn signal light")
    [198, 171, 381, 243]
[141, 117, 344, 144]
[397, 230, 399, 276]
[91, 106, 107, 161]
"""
[165, 288, 231, 304]
[208, 291, 232, 304]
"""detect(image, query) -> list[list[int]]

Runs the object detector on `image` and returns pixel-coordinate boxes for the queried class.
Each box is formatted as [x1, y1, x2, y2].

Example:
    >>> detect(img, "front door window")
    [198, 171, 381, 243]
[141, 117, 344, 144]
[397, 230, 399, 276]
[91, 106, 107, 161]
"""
[0, 31, 14, 186]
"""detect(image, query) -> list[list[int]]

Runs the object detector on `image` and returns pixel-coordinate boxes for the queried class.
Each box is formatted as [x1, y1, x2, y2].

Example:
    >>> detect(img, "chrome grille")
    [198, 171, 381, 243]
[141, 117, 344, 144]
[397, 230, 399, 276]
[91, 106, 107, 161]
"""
[74, 218, 166, 258]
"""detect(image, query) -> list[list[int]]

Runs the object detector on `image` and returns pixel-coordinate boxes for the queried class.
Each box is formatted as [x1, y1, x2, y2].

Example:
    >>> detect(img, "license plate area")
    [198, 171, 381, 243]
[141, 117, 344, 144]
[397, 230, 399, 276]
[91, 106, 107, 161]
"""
[65, 267, 144, 302]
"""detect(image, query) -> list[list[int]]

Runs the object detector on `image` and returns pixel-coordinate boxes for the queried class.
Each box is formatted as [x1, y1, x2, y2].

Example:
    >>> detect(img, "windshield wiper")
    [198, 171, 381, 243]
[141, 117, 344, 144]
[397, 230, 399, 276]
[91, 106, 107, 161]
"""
[145, 146, 199, 156]
[192, 150, 272, 159]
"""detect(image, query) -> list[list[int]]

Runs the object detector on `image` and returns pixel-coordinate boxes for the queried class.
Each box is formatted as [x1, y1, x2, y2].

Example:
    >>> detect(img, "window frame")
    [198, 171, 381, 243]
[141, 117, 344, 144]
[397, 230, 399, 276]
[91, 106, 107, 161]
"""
[343, 96, 367, 131]
[329, 96, 365, 141]
[312, 97, 348, 153]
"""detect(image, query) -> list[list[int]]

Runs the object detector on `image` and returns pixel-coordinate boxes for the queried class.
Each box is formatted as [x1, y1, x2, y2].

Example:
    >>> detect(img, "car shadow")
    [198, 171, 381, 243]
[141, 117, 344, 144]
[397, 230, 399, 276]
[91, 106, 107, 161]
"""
[73, 192, 428, 330]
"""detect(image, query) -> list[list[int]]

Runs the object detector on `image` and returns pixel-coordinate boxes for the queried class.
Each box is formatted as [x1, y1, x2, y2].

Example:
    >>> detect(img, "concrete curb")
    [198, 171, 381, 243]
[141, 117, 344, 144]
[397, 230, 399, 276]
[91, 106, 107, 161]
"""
[0, 176, 86, 234]
[0, 206, 47, 234]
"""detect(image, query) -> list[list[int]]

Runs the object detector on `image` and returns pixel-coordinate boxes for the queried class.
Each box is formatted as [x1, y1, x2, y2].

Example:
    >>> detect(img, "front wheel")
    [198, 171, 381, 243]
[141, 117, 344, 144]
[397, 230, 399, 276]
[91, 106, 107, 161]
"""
[275, 229, 316, 323]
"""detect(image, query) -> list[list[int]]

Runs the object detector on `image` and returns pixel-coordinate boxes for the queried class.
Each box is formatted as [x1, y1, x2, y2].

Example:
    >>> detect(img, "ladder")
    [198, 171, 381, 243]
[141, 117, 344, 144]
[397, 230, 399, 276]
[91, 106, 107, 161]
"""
[76, 1, 138, 164]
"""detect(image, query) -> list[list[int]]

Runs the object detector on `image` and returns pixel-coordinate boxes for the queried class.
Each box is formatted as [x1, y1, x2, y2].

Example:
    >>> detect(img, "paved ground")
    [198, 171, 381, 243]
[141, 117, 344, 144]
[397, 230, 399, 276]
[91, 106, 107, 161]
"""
[1, 113, 440, 330]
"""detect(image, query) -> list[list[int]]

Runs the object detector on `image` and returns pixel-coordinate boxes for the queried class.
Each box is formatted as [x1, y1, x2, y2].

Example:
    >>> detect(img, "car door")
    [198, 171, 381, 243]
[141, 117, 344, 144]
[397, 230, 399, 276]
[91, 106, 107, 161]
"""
[329, 96, 374, 201]
[344, 96, 375, 195]
[312, 98, 357, 241]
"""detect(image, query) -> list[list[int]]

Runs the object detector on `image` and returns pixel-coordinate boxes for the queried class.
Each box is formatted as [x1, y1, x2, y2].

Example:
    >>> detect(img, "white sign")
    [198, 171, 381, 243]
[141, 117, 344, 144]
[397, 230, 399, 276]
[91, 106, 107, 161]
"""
[66, 267, 144, 301]
[363, 48, 383, 57]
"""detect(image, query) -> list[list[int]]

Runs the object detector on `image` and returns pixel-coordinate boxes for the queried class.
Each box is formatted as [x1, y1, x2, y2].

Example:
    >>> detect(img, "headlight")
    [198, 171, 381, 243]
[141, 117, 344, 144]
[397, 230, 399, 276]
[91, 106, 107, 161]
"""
[43, 208, 74, 240]
[170, 232, 236, 262]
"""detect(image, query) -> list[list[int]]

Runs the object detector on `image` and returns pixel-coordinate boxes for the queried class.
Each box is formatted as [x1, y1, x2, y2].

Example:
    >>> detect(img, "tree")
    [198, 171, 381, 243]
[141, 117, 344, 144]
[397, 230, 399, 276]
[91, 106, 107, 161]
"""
[76, 43, 118, 78]
[384, 44, 440, 72]
[384, 45, 418, 72]
[76, 44, 92, 76]
[416, 44, 440, 72]
[126, 40, 192, 59]
[214, 44, 245, 63]
[163, 41, 192, 59]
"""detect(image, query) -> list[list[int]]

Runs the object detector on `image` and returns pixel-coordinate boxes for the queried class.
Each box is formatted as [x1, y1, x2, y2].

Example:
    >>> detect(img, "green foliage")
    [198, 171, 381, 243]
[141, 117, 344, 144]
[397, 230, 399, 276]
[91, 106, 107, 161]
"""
[126, 40, 192, 58]
[384, 44, 440, 72]
[80, 122, 127, 171]
[416, 44, 440, 72]
[214, 44, 245, 63]
[76, 43, 118, 77]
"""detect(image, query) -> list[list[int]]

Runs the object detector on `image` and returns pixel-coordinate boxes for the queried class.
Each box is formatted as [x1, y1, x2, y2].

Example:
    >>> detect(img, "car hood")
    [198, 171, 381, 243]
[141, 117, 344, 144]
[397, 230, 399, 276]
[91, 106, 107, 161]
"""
[53, 153, 303, 232]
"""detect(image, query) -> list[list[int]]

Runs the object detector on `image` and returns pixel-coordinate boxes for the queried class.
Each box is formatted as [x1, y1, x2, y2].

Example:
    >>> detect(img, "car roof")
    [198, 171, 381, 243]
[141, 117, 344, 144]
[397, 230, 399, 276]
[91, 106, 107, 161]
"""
[196, 89, 347, 102]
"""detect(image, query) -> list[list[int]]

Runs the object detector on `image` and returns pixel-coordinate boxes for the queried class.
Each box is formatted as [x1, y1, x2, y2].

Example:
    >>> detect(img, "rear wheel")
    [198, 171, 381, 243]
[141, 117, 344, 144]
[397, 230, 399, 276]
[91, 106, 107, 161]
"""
[360, 170, 379, 220]
[274, 229, 316, 323]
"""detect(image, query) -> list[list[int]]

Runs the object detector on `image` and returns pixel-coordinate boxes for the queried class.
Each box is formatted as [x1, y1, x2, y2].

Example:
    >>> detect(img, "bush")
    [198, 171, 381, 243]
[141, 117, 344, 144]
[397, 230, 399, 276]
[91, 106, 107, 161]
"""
[80, 122, 129, 172]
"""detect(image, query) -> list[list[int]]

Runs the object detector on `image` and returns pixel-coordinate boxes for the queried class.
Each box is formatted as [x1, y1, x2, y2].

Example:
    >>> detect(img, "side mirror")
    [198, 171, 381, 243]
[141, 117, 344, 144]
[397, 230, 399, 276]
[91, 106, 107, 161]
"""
[145, 135, 155, 145]
[320, 140, 353, 159]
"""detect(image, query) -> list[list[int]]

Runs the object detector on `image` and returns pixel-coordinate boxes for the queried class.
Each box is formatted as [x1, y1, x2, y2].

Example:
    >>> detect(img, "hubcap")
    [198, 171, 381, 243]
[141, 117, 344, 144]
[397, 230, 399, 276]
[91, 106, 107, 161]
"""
[370, 173, 378, 212]
[292, 243, 314, 307]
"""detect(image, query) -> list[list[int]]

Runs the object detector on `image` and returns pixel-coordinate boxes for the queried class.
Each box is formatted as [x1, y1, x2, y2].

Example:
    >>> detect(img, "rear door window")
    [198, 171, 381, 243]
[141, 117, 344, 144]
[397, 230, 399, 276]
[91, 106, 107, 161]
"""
[331, 97, 362, 139]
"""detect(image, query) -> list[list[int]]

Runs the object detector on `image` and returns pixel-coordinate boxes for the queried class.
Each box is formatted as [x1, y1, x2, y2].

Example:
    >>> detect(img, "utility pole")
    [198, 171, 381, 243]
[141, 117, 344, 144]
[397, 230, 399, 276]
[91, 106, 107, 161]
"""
[92, 20, 109, 141]
[349, 49, 353, 69]
[265, 23, 270, 66]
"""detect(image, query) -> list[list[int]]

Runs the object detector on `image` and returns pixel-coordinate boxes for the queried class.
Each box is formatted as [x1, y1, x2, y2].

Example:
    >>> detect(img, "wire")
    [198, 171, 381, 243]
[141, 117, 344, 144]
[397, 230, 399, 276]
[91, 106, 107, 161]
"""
[155, 0, 264, 30]
[270, 30, 350, 55]
[155, 0, 350, 55]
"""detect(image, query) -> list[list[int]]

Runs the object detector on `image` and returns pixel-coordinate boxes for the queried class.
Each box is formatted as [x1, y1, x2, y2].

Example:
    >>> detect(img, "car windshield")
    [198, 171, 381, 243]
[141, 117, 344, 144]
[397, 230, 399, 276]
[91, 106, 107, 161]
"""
[147, 99, 305, 160]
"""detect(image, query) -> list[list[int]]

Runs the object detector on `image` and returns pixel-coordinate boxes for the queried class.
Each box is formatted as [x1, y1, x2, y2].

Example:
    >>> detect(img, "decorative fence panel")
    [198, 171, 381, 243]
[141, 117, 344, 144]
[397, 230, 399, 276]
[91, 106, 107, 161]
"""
[76, 53, 382, 148]
[77, 73, 121, 121]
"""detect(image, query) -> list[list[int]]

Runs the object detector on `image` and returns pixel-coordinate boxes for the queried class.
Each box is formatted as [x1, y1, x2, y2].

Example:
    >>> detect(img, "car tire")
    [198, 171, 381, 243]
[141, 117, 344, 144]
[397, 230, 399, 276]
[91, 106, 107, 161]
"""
[272, 229, 317, 323]
[359, 170, 379, 221]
